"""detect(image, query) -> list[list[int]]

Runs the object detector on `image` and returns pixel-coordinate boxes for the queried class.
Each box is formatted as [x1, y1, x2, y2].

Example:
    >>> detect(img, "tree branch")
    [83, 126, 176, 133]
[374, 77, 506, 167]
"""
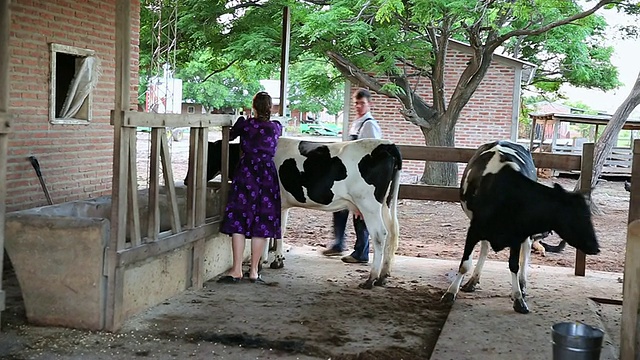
[202, 59, 239, 82]
[495, 0, 615, 44]
[326, 50, 436, 128]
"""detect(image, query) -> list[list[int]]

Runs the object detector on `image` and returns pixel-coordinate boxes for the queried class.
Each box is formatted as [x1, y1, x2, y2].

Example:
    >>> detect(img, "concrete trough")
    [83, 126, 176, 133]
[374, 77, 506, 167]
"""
[4, 185, 233, 331]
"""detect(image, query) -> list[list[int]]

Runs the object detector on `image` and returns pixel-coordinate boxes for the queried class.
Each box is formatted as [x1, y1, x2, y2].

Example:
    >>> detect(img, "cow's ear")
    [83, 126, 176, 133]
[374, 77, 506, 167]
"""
[237, 116, 246, 122]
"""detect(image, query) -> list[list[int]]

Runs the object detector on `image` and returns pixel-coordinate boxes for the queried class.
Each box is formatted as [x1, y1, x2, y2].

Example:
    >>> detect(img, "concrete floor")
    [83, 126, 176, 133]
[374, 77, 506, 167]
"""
[1, 245, 624, 359]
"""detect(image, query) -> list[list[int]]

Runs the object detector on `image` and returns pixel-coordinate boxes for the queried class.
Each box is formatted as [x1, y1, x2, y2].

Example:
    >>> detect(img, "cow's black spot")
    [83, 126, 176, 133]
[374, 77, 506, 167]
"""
[279, 158, 306, 203]
[278, 142, 348, 205]
[358, 144, 401, 204]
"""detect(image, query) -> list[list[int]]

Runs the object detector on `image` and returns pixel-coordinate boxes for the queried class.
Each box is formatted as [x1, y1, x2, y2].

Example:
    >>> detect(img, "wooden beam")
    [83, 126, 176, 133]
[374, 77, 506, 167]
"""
[106, 0, 132, 332]
[620, 220, 640, 360]
[575, 142, 595, 277]
[190, 128, 208, 289]
[0, 0, 10, 323]
[114, 111, 233, 128]
[219, 126, 231, 215]
[629, 139, 640, 224]
[397, 144, 581, 170]
[186, 128, 199, 229]
[147, 129, 162, 240]
[278, 6, 290, 116]
[127, 133, 141, 246]
[399, 185, 460, 202]
[117, 222, 219, 267]
[160, 134, 182, 234]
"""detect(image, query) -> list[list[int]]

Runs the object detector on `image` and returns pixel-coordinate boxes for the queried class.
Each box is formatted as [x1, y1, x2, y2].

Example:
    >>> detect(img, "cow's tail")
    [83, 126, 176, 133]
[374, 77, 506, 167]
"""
[386, 144, 402, 254]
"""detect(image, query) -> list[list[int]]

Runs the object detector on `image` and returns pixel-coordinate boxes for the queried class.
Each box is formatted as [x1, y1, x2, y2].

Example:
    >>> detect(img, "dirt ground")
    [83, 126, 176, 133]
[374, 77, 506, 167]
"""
[0, 132, 629, 359]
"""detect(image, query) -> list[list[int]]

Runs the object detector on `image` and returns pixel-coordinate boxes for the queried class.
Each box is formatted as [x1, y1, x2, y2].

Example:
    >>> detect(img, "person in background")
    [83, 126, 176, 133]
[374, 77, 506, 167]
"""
[322, 88, 382, 263]
[217, 91, 282, 284]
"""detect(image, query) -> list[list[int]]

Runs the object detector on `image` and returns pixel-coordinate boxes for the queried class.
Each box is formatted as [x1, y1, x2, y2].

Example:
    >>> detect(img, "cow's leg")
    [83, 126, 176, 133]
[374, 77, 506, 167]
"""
[518, 238, 532, 298]
[510, 243, 529, 314]
[378, 206, 399, 286]
[358, 207, 387, 289]
[461, 240, 489, 292]
[269, 208, 289, 269]
[442, 227, 479, 303]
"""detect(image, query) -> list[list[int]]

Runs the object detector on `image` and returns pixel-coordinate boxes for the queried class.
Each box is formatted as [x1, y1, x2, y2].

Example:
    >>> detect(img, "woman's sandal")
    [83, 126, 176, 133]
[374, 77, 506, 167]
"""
[249, 275, 269, 285]
[217, 275, 242, 284]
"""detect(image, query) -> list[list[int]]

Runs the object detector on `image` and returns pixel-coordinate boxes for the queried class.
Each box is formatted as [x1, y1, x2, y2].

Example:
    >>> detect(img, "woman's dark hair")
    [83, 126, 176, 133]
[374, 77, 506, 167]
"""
[253, 91, 272, 121]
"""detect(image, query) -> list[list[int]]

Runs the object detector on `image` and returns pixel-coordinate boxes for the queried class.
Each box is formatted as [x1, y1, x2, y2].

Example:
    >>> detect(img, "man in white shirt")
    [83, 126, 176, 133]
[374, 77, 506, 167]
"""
[322, 88, 382, 263]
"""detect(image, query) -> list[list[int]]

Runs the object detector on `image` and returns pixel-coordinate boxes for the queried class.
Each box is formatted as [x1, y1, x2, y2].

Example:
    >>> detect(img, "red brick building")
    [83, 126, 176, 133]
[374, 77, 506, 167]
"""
[6, 0, 140, 211]
[346, 40, 533, 178]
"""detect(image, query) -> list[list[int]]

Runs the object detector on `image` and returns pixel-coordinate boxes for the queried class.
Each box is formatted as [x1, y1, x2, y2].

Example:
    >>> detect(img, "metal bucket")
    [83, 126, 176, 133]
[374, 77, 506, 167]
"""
[551, 322, 604, 360]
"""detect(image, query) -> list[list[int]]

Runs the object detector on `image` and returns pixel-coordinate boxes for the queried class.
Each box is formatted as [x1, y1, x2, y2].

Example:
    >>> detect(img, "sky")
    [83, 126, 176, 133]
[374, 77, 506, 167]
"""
[560, 7, 639, 115]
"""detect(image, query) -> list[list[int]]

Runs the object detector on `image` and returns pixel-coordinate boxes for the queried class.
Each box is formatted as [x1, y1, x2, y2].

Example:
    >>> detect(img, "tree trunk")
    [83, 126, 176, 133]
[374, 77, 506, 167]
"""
[581, 71, 640, 186]
[420, 118, 457, 186]
[574, 70, 640, 214]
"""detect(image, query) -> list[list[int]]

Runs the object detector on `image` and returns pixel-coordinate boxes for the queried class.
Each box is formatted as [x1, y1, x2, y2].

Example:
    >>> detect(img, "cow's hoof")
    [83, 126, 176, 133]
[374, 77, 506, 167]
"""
[513, 299, 530, 314]
[374, 276, 387, 287]
[269, 259, 284, 269]
[460, 280, 478, 293]
[441, 292, 456, 304]
[358, 280, 374, 289]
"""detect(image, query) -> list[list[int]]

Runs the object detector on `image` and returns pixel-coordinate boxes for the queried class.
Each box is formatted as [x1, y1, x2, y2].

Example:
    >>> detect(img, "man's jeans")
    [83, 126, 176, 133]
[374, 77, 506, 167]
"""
[330, 209, 370, 261]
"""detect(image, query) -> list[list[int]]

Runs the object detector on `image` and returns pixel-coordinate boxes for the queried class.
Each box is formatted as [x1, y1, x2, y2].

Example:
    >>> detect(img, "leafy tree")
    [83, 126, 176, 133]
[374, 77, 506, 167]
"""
[143, 0, 631, 185]
[288, 56, 345, 122]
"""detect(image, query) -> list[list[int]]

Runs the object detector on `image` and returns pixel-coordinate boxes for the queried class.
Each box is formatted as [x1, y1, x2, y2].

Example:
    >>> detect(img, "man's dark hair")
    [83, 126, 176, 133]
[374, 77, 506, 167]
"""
[354, 88, 371, 100]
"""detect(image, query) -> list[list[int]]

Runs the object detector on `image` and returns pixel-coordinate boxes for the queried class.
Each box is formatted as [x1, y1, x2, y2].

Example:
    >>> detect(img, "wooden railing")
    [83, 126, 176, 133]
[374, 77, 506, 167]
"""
[396, 141, 595, 276]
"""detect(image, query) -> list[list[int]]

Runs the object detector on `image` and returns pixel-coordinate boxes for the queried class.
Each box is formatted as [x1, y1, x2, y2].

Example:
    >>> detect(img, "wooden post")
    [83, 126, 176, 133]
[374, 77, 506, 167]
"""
[575, 142, 594, 276]
[620, 220, 640, 360]
[0, 0, 12, 329]
[278, 6, 290, 117]
[220, 126, 231, 215]
[529, 117, 537, 150]
[106, 0, 132, 332]
[190, 127, 207, 289]
[628, 139, 640, 224]
[147, 128, 162, 240]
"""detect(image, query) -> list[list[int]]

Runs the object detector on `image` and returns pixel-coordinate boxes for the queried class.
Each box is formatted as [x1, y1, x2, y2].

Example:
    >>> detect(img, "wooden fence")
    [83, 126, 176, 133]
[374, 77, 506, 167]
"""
[396, 142, 595, 276]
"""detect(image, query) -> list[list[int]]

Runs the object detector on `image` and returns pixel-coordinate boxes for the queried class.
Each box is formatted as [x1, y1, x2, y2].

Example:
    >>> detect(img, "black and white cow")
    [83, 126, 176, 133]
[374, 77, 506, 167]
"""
[441, 140, 599, 313]
[190, 137, 403, 289]
[271, 137, 403, 289]
[183, 139, 241, 185]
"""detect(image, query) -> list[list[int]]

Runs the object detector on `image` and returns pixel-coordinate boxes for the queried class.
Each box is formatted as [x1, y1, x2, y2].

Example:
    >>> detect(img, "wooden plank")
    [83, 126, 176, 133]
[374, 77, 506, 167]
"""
[147, 128, 161, 240]
[398, 144, 581, 171]
[106, 0, 132, 332]
[398, 145, 476, 163]
[399, 184, 460, 202]
[117, 222, 219, 267]
[278, 6, 291, 117]
[220, 126, 231, 215]
[575, 142, 595, 277]
[160, 132, 181, 234]
[127, 133, 141, 247]
[620, 220, 640, 360]
[186, 128, 199, 229]
[628, 139, 640, 224]
[190, 128, 208, 290]
[0, 0, 10, 325]
[120, 111, 233, 128]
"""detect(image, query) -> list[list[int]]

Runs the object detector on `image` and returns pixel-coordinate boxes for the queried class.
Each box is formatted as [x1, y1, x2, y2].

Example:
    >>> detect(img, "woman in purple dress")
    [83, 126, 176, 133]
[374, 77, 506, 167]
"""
[218, 91, 282, 284]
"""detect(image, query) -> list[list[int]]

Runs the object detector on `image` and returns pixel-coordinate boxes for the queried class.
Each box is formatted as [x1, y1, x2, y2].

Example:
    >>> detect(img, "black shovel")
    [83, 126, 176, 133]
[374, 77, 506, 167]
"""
[29, 155, 53, 205]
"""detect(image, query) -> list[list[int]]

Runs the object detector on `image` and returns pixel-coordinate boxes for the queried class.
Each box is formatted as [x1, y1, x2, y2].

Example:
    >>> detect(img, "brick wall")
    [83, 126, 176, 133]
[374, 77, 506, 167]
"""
[7, 0, 140, 211]
[348, 47, 517, 180]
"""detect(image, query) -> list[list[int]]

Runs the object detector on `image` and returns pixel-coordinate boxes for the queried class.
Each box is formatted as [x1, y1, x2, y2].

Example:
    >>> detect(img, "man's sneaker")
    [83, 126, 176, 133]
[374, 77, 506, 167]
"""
[341, 255, 368, 264]
[322, 248, 344, 256]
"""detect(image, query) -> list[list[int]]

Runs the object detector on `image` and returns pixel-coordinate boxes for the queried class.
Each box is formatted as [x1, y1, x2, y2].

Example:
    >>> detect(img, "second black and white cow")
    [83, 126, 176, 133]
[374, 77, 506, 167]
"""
[441, 140, 599, 313]
[272, 137, 403, 289]
[183, 139, 241, 185]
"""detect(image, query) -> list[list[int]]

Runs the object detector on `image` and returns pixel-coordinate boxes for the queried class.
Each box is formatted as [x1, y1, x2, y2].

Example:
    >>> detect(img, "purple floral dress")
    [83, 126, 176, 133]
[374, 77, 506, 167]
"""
[220, 117, 282, 239]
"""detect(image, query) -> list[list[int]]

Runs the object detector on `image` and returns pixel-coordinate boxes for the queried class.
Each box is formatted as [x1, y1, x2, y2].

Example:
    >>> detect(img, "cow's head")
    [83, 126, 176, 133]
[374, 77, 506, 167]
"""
[551, 183, 599, 255]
